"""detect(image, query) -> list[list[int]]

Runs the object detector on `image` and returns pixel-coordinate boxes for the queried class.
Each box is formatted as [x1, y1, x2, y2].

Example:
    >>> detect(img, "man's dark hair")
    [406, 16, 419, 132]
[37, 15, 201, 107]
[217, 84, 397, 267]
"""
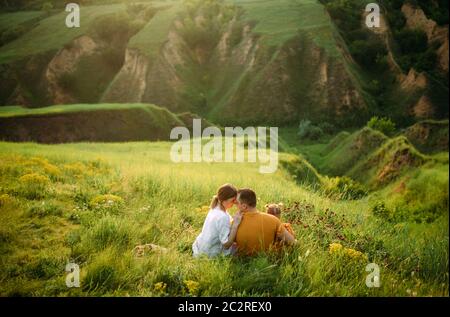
[237, 188, 257, 208]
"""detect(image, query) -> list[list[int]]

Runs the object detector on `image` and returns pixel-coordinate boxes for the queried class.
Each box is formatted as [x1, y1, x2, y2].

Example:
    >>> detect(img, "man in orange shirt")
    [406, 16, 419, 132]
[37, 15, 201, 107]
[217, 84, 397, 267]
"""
[234, 189, 296, 256]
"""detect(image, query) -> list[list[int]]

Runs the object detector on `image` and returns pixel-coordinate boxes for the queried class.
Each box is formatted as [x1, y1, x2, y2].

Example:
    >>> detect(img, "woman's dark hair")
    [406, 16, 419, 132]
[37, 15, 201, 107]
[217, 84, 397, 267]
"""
[210, 183, 238, 210]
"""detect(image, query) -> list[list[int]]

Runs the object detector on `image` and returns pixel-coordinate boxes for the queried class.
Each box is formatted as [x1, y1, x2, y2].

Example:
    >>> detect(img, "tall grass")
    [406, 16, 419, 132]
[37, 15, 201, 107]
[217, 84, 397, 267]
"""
[0, 141, 448, 296]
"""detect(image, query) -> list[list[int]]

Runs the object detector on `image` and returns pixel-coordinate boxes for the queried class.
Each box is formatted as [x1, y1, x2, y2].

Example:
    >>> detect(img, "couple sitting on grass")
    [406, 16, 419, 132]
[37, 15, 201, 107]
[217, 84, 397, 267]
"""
[193, 184, 297, 258]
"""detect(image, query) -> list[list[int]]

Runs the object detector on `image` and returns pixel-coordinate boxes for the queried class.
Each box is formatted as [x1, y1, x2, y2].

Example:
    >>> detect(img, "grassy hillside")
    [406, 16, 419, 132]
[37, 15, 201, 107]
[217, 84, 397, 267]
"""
[0, 1, 178, 63]
[128, 2, 182, 59]
[0, 0, 381, 127]
[0, 0, 447, 127]
[127, 0, 340, 58]
[403, 119, 449, 154]
[298, 127, 388, 176]
[0, 141, 448, 296]
[290, 124, 448, 223]
[321, 0, 449, 124]
[0, 4, 127, 64]
[0, 103, 171, 117]
[0, 10, 45, 33]
[0, 103, 186, 143]
[229, 0, 340, 55]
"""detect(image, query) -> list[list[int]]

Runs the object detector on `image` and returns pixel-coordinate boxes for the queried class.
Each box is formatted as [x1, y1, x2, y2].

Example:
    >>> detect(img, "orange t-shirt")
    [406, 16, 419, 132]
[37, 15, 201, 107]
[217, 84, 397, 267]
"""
[235, 211, 283, 256]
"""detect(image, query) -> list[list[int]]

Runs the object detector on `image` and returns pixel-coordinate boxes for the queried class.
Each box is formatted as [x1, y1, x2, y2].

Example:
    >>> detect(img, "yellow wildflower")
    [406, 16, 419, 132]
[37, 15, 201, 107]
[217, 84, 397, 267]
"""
[90, 194, 124, 207]
[196, 206, 210, 213]
[153, 282, 167, 294]
[329, 243, 343, 254]
[329, 242, 367, 261]
[88, 157, 107, 170]
[184, 280, 200, 296]
[43, 163, 62, 178]
[0, 194, 13, 207]
[27, 157, 49, 167]
[344, 248, 367, 260]
[63, 162, 86, 175]
[19, 173, 50, 185]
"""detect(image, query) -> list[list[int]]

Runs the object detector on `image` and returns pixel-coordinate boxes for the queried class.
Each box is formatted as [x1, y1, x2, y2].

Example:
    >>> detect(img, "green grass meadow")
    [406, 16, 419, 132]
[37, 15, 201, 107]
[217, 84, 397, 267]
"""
[0, 140, 448, 296]
[0, 0, 448, 299]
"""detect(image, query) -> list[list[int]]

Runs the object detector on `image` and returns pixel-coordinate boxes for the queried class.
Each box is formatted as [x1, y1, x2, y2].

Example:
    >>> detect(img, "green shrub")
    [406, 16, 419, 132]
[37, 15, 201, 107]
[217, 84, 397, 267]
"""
[0, 193, 14, 208]
[297, 120, 324, 140]
[417, 0, 449, 25]
[393, 28, 438, 72]
[18, 173, 50, 200]
[89, 194, 124, 215]
[349, 37, 387, 69]
[317, 122, 336, 134]
[153, 266, 186, 295]
[323, 176, 368, 200]
[324, 0, 361, 34]
[367, 116, 396, 136]
[65, 230, 82, 249]
[415, 49, 438, 72]
[371, 189, 448, 224]
[384, 3, 406, 30]
[396, 29, 428, 54]
[25, 255, 63, 279]
[41, 2, 53, 14]
[280, 155, 322, 187]
[83, 261, 118, 292]
[27, 201, 63, 218]
[370, 201, 392, 219]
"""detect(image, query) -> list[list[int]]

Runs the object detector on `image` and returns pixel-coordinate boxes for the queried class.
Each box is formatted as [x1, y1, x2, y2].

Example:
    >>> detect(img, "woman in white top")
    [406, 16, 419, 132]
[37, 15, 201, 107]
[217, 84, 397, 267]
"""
[193, 184, 242, 258]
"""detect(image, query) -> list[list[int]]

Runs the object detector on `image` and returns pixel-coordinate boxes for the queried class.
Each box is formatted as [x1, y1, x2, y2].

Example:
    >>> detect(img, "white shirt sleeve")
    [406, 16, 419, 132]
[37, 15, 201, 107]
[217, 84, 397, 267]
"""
[217, 215, 231, 245]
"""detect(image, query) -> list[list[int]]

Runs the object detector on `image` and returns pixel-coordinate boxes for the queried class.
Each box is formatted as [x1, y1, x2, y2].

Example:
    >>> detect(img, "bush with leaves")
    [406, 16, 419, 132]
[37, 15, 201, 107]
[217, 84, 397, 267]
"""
[41, 2, 53, 14]
[367, 116, 396, 136]
[323, 176, 368, 200]
[297, 120, 324, 140]
[317, 122, 336, 135]
[349, 36, 387, 69]
[370, 201, 392, 219]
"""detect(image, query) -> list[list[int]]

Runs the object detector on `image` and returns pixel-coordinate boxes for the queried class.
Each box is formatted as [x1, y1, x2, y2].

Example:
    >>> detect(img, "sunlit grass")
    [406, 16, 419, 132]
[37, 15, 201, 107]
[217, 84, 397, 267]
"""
[0, 141, 448, 296]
